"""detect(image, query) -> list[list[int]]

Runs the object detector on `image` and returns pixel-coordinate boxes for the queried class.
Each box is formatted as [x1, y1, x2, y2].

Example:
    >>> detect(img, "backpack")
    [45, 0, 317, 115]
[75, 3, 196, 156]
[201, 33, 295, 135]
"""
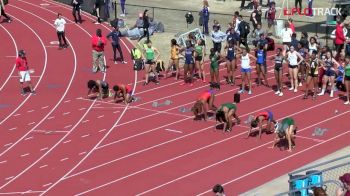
[131, 48, 142, 60]
[133, 60, 144, 71]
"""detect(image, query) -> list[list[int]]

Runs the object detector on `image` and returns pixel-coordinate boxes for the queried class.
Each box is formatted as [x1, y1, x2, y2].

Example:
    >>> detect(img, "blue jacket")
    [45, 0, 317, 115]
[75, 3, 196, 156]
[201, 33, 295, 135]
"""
[106, 30, 121, 46]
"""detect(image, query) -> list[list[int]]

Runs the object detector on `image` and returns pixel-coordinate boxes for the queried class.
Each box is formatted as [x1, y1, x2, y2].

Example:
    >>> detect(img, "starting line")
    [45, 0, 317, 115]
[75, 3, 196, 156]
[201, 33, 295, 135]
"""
[165, 129, 183, 134]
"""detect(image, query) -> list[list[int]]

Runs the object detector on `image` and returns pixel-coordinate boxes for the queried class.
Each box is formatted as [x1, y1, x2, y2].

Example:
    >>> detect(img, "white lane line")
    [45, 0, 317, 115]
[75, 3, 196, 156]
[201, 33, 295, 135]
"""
[27, 122, 36, 126]
[63, 140, 71, 144]
[0, 160, 7, 164]
[42, 183, 52, 187]
[97, 115, 104, 119]
[8, 127, 17, 131]
[13, 114, 21, 117]
[40, 147, 48, 151]
[20, 153, 30, 157]
[47, 116, 55, 120]
[295, 135, 325, 142]
[39, 165, 48, 169]
[98, 129, 106, 133]
[62, 112, 71, 116]
[27, 110, 35, 113]
[113, 111, 120, 114]
[81, 120, 89, 124]
[4, 176, 14, 181]
[60, 158, 69, 162]
[64, 100, 71, 103]
[64, 124, 72, 129]
[24, 136, 34, 141]
[78, 152, 87, 156]
[79, 107, 86, 111]
[4, 143, 13, 147]
[81, 134, 90, 138]
[165, 129, 183, 134]
[41, 106, 49, 109]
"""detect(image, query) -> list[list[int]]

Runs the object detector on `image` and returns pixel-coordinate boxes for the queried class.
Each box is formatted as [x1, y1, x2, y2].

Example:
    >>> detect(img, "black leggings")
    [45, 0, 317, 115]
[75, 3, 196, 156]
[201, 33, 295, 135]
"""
[1, 7, 10, 20]
[213, 42, 222, 54]
[295, 0, 302, 10]
[138, 28, 149, 42]
[112, 44, 124, 62]
[57, 31, 68, 47]
[72, 3, 82, 23]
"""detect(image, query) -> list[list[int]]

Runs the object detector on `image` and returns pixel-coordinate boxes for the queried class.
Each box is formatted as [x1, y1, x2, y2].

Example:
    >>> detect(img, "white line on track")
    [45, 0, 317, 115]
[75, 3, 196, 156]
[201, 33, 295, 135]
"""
[41, 106, 49, 109]
[165, 129, 183, 134]
[12, 114, 21, 117]
[63, 140, 71, 144]
[3, 143, 13, 147]
[81, 134, 90, 138]
[39, 165, 48, 169]
[78, 107, 86, 111]
[8, 127, 17, 131]
[27, 110, 35, 113]
[62, 112, 71, 116]
[40, 147, 48, 151]
[64, 125, 72, 129]
[24, 136, 34, 141]
[0, 24, 18, 92]
[42, 183, 52, 187]
[27, 122, 35, 126]
[98, 129, 106, 133]
[47, 116, 55, 120]
[295, 135, 325, 142]
[78, 152, 87, 156]
[4, 177, 14, 181]
[60, 158, 69, 162]
[97, 115, 104, 119]
[64, 100, 71, 103]
[81, 120, 89, 124]
[20, 153, 30, 157]
[0, 160, 7, 164]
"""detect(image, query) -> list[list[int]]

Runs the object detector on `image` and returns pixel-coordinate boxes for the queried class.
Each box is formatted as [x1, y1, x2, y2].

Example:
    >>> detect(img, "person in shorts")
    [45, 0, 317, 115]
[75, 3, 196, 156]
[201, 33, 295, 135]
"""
[143, 40, 160, 85]
[192, 89, 217, 120]
[87, 80, 109, 99]
[16, 50, 35, 95]
[248, 110, 276, 139]
[113, 84, 133, 104]
[304, 50, 324, 100]
[237, 48, 257, 95]
[343, 56, 350, 105]
[215, 103, 240, 132]
[272, 48, 285, 96]
[271, 117, 297, 152]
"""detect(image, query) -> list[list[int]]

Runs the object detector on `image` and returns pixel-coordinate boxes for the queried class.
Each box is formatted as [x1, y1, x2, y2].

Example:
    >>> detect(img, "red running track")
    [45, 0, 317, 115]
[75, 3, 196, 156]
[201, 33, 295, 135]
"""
[0, 0, 349, 195]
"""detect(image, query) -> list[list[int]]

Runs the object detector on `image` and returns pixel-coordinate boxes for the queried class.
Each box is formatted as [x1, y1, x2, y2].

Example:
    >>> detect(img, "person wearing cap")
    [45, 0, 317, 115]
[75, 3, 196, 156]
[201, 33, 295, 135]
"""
[16, 50, 35, 95]
[337, 173, 350, 196]
[270, 117, 297, 152]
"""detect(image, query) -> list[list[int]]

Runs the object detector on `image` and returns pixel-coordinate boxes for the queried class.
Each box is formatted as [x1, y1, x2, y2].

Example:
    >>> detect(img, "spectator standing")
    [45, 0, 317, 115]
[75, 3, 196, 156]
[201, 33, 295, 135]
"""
[138, 9, 150, 42]
[266, 2, 276, 35]
[201, 0, 210, 35]
[16, 50, 35, 95]
[54, 13, 69, 49]
[238, 15, 250, 50]
[295, 0, 302, 12]
[281, 23, 293, 51]
[250, 5, 262, 31]
[120, 0, 126, 17]
[233, 11, 240, 33]
[211, 26, 227, 54]
[288, 18, 295, 33]
[290, 33, 299, 49]
[336, 173, 350, 196]
[93, 0, 102, 24]
[212, 184, 226, 196]
[0, 0, 11, 23]
[252, 24, 265, 46]
[299, 32, 309, 48]
[91, 29, 107, 73]
[342, 56, 350, 104]
[307, 0, 313, 17]
[72, 0, 82, 23]
[335, 16, 346, 58]
[107, 26, 126, 64]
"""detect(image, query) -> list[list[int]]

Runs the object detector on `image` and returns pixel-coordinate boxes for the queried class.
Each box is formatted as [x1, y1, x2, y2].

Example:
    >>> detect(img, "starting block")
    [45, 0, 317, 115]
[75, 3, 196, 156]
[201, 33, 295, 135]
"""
[131, 96, 141, 102]
[312, 127, 328, 136]
[179, 106, 191, 113]
[152, 100, 172, 107]
[244, 115, 254, 124]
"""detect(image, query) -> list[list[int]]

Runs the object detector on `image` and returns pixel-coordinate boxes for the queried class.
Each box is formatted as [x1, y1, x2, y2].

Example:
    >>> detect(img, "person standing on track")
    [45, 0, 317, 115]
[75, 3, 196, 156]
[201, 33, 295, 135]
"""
[209, 48, 221, 89]
[0, 0, 11, 23]
[113, 84, 133, 104]
[225, 40, 238, 86]
[248, 110, 276, 139]
[304, 50, 323, 100]
[16, 50, 35, 95]
[318, 51, 340, 97]
[215, 103, 241, 132]
[256, 44, 269, 87]
[165, 39, 180, 80]
[192, 89, 217, 120]
[107, 26, 127, 64]
[286, 45, 304, 93]
[54, 13, 69, 49]
[93, 0, 102, 24]
[343, 56, 350, 105]
[87, 80, 110, 99]
[237, 48, 256, 95]
[272, 48, 285, 96]
[72, 0, 82, 24]
[181, 41, 195, 86]
[271, 117, 297, 152]
[92, 28, 107, 73]
[143, 40, 160, 85]
[194, 39, 206, 83]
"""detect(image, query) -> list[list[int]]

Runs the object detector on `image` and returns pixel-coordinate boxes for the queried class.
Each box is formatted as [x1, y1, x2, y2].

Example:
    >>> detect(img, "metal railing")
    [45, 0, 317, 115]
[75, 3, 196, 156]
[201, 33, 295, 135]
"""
[276, 154, 350, 195]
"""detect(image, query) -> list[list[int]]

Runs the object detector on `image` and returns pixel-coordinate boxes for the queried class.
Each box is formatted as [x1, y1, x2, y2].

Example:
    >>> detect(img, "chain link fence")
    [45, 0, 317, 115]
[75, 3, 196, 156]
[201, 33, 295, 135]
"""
[276, 154, 350, 196]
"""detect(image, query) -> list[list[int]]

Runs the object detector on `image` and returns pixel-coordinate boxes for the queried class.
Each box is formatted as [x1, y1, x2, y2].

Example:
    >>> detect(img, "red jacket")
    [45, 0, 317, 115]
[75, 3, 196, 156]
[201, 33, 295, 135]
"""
[335, 23, 346, 45]
[92, 35, 107, 52]
[15, 57, 28, 71]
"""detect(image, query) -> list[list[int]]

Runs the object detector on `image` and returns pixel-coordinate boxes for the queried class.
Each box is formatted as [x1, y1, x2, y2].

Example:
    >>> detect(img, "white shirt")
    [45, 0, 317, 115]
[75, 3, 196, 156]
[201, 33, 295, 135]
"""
[54, 18, 66, 32]
[235, 18, 241, 32]
[241, 54, 251, 69]
[281, 28, 293, 43]
[288, 51, 298, 65]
